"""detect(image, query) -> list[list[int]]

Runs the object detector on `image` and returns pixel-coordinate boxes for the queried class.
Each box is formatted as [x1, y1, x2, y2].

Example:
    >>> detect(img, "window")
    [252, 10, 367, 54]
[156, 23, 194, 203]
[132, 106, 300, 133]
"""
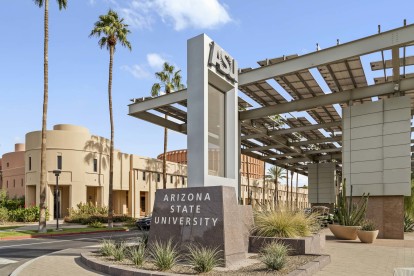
[93, 159, 98, 172]
[170, 175, 173, 183]
[6, 162, 9, 167]
[6, 181, 8, 188]
[142, 171, 146, 181]
[21, 179, 23, 187]
[182, 176, 185, 185]
[29, 157, 32, 171]
[57, 155, 62, 170]
[13, 180, 15, 188]
[157, 173, 160, 182]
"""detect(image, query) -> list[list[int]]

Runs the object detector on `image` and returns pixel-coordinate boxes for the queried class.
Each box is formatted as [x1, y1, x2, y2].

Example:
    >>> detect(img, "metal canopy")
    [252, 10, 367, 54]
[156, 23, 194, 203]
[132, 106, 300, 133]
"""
[128, 24, 414, 176]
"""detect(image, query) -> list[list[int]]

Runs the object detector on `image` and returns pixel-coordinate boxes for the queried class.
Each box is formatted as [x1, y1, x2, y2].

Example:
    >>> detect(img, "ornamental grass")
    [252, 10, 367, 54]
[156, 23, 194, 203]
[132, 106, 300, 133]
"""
[253, 208, 319, 238]
[148, 239, 179, 271]
[186, 244, 222, 273]
[260, 242, 289, 270]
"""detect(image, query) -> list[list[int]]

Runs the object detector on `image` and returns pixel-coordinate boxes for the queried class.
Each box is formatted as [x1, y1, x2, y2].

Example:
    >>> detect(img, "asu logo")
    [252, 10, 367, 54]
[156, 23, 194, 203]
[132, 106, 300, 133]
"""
[208, 42, 238, 83]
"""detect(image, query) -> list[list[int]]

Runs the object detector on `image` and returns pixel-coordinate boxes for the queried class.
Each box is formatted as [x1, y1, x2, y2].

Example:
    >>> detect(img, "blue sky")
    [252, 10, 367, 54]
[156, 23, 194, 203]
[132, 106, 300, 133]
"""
[1, 0, 413, 184]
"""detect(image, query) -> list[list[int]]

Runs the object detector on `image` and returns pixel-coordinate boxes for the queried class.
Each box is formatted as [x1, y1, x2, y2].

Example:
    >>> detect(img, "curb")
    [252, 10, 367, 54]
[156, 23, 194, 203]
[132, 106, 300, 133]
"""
[0, 229, 129, 241]
[81, 252, 177, 276]
[81, 252, 331, 276]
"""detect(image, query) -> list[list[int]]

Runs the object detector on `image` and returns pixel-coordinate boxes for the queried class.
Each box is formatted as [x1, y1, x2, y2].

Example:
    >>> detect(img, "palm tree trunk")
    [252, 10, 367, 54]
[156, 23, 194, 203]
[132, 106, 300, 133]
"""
[286, 170, 289, 207]
[38, 0, 49, 233]
[290, 170, 294, 209]
[107, 45, 114, 228]
[275, 179, 278, 207]
[262, 162, 266, 206]
[296, 172, 299, 208]
[163, 118, 167, 189]
[246, 156, 250, 205]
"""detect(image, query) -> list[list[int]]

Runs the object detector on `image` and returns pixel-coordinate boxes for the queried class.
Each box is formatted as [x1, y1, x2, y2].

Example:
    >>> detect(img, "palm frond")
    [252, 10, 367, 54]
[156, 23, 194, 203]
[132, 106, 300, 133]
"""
[151, 83, 161, 97]
[89, 9, 132, 52]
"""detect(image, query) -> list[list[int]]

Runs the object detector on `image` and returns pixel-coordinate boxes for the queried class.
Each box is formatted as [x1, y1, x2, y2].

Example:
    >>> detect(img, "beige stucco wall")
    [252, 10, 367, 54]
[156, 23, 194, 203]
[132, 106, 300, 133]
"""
[25, 124, 130, 218]
[13, 123, 308, 219]
[1, 144, 25, 198]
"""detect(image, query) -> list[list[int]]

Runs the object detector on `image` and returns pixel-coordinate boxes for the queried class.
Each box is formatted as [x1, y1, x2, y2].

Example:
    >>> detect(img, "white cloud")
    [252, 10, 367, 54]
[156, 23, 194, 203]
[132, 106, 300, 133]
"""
[147, 53, 166, 70]
[121, 64, 150, 79]
[119, 0, 232, 30]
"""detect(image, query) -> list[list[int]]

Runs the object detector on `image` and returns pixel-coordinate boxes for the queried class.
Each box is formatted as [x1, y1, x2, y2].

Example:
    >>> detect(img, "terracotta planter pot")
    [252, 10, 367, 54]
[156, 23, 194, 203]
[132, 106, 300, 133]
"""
[357, 230, 379, 243]
[328, 224, 359, 240]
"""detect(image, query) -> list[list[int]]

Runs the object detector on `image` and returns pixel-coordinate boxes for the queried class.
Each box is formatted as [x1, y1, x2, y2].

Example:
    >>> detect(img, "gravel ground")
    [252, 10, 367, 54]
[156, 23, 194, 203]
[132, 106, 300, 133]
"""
[96, 253, 318, 275]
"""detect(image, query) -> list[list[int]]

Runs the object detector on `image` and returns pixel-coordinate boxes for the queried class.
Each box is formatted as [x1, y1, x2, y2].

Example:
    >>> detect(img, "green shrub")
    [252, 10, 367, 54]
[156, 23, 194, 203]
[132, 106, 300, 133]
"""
[88, 220, 104, 228]
[7, 206, 48, 222]
[127, 245, 146, 267]
[100, 239, 116, 257]
[186, 244, 222, 273]
[149, 239, 179, 271]
[0, 207, 9, 224]
[404, 213, 414, 232]
[253, 209, 319, 238]
[112, 242, 127, 261]
[260, 242, 289, 270]
[360, 219, 377, 231]
[65, 213, 133, 225]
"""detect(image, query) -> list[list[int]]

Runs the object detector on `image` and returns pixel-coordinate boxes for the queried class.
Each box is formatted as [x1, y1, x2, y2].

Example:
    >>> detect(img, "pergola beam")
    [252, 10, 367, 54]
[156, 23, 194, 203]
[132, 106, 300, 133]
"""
[268, 122, 341, 136]
[273, 153, 342, 165]
[241, 144, 286, 152]
[263, 148, 341, 160]
[239, 24, 414, 85]
[129, 89, 187, 114]
[289, 136, 342, 146]
[240, 78, 414, 120]
[130, 111, 187, 134]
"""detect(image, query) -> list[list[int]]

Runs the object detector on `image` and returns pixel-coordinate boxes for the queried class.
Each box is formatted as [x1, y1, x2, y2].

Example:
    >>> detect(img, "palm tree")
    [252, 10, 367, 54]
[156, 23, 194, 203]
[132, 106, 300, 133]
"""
[34, 0, 67, 233]
[90, 9, 131, 228]
[151, 62, 185, 189]
[266, 166, 286, 207]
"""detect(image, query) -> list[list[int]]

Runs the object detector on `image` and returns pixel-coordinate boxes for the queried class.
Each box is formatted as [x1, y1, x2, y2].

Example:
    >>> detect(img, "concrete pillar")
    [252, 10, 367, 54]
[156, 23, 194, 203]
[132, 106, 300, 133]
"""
[342, 96, 411, 239]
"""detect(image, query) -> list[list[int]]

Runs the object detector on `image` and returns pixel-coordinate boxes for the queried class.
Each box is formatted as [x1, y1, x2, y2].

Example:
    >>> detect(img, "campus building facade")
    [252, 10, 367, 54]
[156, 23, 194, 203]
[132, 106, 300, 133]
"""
[0, 143, 25, 198]
[0, 124, 308, 219]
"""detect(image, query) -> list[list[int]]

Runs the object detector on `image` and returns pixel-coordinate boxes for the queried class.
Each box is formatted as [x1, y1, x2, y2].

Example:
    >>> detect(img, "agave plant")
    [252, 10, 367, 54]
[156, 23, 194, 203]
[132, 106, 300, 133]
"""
[336, 179, 369, 226]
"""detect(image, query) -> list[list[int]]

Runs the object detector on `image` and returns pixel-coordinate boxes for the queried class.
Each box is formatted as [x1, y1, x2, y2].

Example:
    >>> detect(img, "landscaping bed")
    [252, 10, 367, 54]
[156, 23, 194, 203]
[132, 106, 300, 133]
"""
[82, 251, 327, 275]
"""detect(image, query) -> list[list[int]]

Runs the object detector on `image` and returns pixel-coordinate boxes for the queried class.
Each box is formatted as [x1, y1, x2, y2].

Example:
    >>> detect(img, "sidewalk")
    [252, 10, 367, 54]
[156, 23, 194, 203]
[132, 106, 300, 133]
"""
[315, 228, 414, 276]
[12, 219, 88, 231]
[11, 228, 414, 276]
[11, 247, 107, 276]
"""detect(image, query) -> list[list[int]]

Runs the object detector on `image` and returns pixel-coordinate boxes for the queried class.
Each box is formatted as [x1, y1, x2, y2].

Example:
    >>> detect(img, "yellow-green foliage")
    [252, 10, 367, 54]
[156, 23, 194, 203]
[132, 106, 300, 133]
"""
[253, 209, 319, 238]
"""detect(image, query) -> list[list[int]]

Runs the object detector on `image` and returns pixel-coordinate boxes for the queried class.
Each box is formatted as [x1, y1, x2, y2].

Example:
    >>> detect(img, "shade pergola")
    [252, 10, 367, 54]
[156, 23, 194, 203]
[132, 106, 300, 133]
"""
[129, 24, 414, 176]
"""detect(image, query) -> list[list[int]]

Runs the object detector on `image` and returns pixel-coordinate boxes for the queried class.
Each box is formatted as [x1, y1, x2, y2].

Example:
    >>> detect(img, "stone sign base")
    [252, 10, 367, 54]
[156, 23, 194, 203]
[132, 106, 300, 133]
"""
[148, 186, 253, 267]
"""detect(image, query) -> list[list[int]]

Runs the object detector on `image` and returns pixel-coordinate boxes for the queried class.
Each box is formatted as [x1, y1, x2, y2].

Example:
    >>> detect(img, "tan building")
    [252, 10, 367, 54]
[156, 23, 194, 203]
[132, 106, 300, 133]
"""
[1, 144, 25, 198]
[21, 124, 307, 219]
[158, 149, 265, 179]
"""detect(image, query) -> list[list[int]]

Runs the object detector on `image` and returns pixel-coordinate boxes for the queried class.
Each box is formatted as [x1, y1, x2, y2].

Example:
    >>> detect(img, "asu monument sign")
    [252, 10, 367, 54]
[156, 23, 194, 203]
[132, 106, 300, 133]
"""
[148, 35, 252, 266]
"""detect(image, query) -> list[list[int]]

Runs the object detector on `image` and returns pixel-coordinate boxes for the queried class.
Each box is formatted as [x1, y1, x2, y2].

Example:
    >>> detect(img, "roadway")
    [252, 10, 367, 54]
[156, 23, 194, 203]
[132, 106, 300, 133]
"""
[0, 230, 140, 276]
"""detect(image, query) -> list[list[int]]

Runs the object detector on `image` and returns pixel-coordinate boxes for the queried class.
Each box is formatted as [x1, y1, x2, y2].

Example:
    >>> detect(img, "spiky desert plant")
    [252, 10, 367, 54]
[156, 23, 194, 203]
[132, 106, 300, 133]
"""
[336, 179, 369, 226]
[186, 244, 222, 273]
[260, 242, 289, 270]
[404, 213, 414, 232]
[100, 239, 116, 256]
[112, 242, 127, 261]
[148, 239, 179, 271]
[127, 244, 146, 267]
